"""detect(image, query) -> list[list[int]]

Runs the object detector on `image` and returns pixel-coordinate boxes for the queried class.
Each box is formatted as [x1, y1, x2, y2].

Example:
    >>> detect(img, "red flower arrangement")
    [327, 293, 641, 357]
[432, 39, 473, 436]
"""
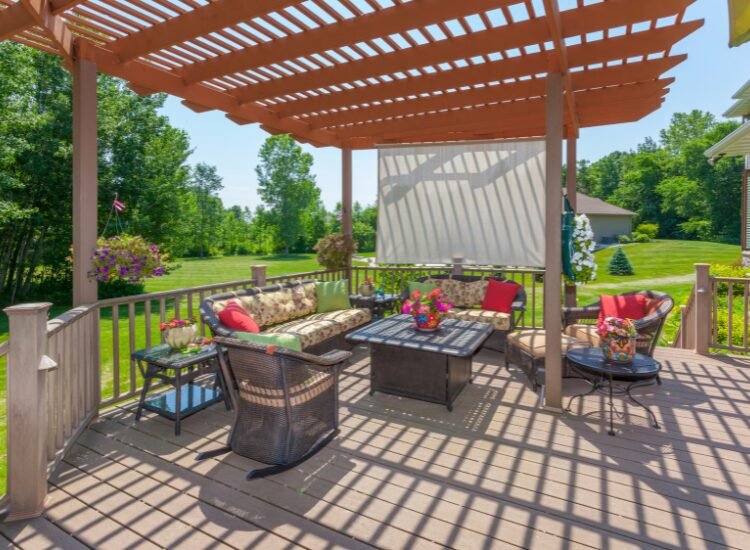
[159, 317, 197, 331]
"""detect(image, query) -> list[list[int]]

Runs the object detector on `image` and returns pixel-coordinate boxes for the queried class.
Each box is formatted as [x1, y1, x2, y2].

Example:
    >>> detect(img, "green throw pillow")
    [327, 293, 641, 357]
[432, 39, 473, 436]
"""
[235, 331, 302, 352]
[316, 279, 350, 312]
[408, 280, 437, 297]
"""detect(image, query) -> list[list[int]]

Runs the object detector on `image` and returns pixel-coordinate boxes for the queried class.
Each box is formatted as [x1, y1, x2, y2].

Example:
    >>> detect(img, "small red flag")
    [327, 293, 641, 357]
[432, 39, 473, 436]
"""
[113, 198, 126, 212]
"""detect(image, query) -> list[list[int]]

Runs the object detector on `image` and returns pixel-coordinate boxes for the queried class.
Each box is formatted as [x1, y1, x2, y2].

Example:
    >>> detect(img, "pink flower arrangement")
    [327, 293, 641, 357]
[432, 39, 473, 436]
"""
[402, 288, 452, 326]
[596, 316, 637, 340]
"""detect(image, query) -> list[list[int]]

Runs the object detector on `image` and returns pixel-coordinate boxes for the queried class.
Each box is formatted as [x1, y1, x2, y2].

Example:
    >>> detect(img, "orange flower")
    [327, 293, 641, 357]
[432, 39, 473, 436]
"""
[427, 288, 441, 299]
[411, 290, 422, 300]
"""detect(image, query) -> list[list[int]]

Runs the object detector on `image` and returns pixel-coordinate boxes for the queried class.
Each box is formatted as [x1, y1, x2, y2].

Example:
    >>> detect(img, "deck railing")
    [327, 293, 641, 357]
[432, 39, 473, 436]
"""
[2, 261, 545, 518]
[710, 276, 750, 353]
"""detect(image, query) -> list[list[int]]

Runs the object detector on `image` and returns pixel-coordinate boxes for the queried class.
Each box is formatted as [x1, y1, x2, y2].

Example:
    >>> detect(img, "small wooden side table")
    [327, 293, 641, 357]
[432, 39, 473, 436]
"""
[132, 344, 231, 435]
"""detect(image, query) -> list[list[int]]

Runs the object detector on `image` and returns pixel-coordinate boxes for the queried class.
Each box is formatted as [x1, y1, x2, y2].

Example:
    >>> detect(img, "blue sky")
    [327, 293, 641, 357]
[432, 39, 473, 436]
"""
[160, 0, 749, 212]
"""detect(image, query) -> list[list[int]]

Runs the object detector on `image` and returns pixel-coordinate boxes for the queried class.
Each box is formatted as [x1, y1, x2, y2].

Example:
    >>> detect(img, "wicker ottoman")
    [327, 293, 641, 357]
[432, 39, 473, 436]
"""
[505, 330, 591, 394]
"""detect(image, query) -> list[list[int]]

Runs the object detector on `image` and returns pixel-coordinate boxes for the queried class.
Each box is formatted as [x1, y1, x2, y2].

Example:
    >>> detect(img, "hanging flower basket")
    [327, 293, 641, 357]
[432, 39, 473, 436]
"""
[89, 234, 170, 284]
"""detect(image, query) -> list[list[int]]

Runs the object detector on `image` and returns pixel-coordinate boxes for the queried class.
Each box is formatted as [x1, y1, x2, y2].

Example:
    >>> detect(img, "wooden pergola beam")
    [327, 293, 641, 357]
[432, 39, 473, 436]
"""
[182, 0, 517, 84]
[233, 0, 698, 104]
[305, 70, 676, 131]
[18, 0, 74, 61]
[78, 41, 340, 148]
[543, 0, 578, 137]
[332, 81, 670, 140]
[110, 0, 299, 62]
[276, 46, 685, 122]
[0, 3, 33, 42]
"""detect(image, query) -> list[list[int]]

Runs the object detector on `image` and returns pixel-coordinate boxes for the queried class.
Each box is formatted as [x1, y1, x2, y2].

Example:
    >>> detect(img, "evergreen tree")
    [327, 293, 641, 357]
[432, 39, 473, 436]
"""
[608, 247, 634, 276]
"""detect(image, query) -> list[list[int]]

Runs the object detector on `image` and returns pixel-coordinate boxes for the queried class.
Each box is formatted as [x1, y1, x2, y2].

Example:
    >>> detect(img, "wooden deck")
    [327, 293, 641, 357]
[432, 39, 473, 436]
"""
[2, 346, 750, 549]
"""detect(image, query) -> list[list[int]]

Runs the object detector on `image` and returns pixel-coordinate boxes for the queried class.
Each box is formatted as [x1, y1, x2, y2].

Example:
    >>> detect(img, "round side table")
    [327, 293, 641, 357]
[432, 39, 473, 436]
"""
[565, 347, 661, 436]
[349, 293, 399, 320]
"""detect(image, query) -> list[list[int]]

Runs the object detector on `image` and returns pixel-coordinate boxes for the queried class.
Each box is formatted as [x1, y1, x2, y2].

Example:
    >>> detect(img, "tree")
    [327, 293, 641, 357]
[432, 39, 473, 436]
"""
[659, 110, 716, 156]
[607, 247, 634, 276]
[189, 163, 224, 257]
[255, 135, 320, 254]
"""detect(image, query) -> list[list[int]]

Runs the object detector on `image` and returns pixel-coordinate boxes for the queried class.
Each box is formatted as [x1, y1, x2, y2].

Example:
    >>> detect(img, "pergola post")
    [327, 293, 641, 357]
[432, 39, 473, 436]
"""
[341, 148, 353, 287]
[544, 72, 564, 411]
[565, 136, 577, 307]
[72, 58, 98, 306]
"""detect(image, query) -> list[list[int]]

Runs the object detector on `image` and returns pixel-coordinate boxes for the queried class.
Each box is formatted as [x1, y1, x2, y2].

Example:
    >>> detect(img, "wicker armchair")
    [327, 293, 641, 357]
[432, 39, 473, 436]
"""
[196, 336, 350, 479]
[562, 290, 674, 357]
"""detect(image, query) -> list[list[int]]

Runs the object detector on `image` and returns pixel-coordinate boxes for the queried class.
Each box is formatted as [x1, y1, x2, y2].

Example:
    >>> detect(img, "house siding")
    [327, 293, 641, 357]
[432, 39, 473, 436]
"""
[587, 215, 632, 244]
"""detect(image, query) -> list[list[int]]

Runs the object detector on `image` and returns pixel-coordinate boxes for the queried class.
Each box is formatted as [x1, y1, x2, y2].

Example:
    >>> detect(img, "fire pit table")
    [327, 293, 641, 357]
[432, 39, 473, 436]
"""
[346, 314, 492, 411]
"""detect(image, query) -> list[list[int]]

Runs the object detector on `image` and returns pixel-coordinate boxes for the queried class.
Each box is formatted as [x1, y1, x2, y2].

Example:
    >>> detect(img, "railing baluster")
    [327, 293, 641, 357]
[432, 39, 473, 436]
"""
[145, 299, 152, 348]
[62, 323, 72, 438]
[128, 302, 136, 395]
[112, 304, 120, 400]
[745, 283, 749, 352]
[198, 291, 206, 336]
[46, 333, 58, 461]
[175, 294, 181, 319]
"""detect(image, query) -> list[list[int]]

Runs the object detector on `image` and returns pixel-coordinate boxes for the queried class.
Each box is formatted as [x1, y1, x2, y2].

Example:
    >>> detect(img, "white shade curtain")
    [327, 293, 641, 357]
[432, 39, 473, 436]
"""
[376, 140, 547, 267]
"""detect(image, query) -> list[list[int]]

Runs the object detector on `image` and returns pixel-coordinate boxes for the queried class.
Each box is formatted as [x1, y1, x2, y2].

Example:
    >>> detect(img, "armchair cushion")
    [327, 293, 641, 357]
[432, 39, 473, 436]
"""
[508, 330, 590, 359]
[482, 280, 520, 313]
[564, 324, 601, 347]
[218, 300, 260, 333]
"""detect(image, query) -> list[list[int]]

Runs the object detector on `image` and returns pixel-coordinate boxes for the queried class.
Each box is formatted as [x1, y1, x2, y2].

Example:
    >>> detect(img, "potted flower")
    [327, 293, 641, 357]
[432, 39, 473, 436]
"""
[359, 276, 376, 297]
[402, 289, 452, 331]
[596, 316, 637, 363]
[160, 317, 198, 350]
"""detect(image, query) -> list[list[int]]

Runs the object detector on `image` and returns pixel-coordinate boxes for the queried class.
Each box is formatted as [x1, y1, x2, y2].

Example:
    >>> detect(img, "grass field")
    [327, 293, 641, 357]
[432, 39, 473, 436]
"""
[0, 241, 742, 495]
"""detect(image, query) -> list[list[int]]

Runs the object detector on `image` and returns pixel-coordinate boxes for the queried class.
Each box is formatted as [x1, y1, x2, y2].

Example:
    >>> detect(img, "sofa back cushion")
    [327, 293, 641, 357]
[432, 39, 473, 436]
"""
[426, 278, 488, 308]
[481, 280, 519, 313]
[211, 282, 317, 328]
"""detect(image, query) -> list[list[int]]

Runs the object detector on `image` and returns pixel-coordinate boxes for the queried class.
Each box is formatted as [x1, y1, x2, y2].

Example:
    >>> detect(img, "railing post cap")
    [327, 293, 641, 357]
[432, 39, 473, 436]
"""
[252, 264, 268, 269]
[3, 302, 52, 315]
[695, 263, 711, 268]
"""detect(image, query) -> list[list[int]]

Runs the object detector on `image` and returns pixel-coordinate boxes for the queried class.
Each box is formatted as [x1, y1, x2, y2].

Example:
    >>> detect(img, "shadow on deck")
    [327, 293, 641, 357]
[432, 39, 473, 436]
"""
[2, 346, 749, 549]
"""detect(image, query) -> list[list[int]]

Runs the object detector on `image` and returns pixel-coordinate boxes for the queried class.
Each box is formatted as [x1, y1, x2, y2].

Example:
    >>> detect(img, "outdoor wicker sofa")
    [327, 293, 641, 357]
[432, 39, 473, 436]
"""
[404, 274, 526, 351]
[562, 290, 675, 357]
[200, 279, 371, 355]
[195, 336, 348, 479]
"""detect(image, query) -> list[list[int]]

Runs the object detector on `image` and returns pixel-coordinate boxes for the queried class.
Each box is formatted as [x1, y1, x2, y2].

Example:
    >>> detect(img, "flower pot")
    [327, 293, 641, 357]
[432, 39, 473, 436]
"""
[164, 325, 197, 350]
[600, 335, 635, 364]
[359, 283, 375, 297]
[414, 314, 441, 332]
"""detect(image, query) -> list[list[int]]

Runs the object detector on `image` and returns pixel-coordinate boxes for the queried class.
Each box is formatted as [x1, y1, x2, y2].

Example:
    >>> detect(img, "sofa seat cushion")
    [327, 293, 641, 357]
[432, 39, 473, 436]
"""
[508, 330, 590, 359]
[564, 324, 601, 347]
[443, 307, 511, 331]
[426, 278, 488, 308]
[266, 308, 372, 349]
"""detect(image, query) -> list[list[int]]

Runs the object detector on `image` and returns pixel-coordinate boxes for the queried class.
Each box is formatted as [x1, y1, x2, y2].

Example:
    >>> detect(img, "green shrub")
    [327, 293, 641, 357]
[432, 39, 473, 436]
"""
[635, 223, 658, 239]
[607, 247, 634, 276]
[617, 234, 632, 244]
[632, 232, 651, 243]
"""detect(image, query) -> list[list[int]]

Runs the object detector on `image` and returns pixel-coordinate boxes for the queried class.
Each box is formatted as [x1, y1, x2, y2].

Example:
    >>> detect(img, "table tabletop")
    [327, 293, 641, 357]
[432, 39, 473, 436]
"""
[346, 314, 492, 358]
[566, 347, 661, 380]
[132, 343, 218, 369]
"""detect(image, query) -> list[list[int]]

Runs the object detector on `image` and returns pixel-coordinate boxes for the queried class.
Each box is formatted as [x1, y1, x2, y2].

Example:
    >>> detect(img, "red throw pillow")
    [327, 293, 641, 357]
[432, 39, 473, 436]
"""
[481, 280, 519, 313]
[598, 294, 647, 324]
[218, 300, 260, 333]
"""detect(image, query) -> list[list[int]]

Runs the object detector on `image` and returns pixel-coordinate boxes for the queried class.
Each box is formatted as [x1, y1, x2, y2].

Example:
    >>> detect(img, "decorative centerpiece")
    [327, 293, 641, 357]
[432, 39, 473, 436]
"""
[597, 316, 637, 363]
[402, 289, 452, 332]
[161, 317, 198, 350]
[359, 276, 376, 296]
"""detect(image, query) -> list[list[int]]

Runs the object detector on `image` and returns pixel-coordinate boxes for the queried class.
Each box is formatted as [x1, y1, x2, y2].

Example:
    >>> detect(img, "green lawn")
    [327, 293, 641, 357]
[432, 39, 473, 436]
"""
[0, 241, 742, 496]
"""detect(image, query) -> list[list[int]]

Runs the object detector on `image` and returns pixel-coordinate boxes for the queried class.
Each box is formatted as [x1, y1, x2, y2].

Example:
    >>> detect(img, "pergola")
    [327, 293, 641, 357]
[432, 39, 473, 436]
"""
[0, 0, 701, 410]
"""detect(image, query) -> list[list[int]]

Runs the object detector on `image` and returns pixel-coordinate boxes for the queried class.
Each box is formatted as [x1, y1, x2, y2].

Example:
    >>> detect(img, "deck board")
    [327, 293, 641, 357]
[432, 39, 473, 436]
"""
[3, 346, 750, 549]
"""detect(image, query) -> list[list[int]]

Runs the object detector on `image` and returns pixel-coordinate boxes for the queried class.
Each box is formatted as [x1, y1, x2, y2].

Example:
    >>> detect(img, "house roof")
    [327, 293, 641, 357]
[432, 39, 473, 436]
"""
[575, 193, 636, 217]
[724, 77, 750, 118]
[0, 0, 702, 148]
[705, 119, 750, 162]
